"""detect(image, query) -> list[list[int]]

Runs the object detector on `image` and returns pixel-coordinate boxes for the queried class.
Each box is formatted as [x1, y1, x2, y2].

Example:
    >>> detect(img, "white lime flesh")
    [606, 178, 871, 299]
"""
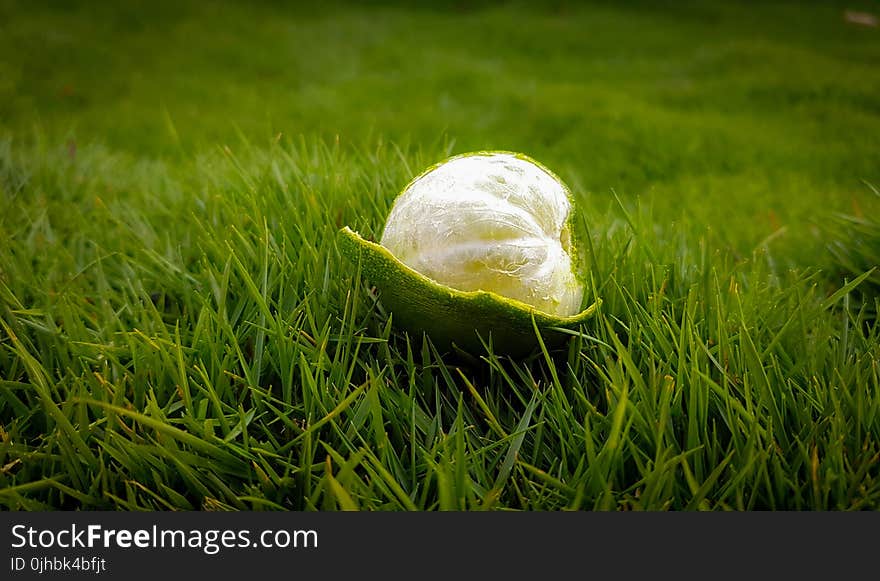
[380, 153, 584, 317]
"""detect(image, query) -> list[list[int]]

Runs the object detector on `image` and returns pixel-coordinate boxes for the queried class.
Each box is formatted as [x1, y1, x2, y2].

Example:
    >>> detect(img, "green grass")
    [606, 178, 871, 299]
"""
[1, 0, 879, 510]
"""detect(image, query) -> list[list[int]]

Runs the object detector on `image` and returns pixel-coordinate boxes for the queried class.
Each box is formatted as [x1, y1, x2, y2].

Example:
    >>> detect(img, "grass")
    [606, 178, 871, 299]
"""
[1, 0, 879, 510]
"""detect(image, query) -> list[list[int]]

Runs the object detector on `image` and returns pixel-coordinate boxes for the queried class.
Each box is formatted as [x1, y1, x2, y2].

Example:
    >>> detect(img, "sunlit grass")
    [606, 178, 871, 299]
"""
[1, 136, 877, 510]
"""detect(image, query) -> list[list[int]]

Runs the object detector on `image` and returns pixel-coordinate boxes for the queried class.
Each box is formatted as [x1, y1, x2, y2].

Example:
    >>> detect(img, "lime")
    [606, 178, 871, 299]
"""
[339, 151, 599, 355]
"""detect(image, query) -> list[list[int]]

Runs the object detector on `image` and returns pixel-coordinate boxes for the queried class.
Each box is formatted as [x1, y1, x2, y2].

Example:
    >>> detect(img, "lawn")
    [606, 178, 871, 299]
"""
[1, 0, 879, 510]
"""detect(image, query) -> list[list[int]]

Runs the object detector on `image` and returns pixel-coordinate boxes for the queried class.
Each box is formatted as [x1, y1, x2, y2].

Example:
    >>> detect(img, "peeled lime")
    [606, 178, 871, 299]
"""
[339, 151, 599, 355]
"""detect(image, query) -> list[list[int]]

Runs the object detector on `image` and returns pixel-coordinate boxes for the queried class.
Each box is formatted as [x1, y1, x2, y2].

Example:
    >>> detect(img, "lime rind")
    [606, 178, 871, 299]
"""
[339, 226, 600, 355]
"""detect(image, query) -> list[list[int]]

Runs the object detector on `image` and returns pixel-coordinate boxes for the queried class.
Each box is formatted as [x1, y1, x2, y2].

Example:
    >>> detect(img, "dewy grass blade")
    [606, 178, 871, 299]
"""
[74, 399, 244, 467]
[492, 395, 539, 494]
[821, 269, 876, 311]
[1, 320, 96, 469]
[325, 456, 360, 511]
[281, 381, 370, 450]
